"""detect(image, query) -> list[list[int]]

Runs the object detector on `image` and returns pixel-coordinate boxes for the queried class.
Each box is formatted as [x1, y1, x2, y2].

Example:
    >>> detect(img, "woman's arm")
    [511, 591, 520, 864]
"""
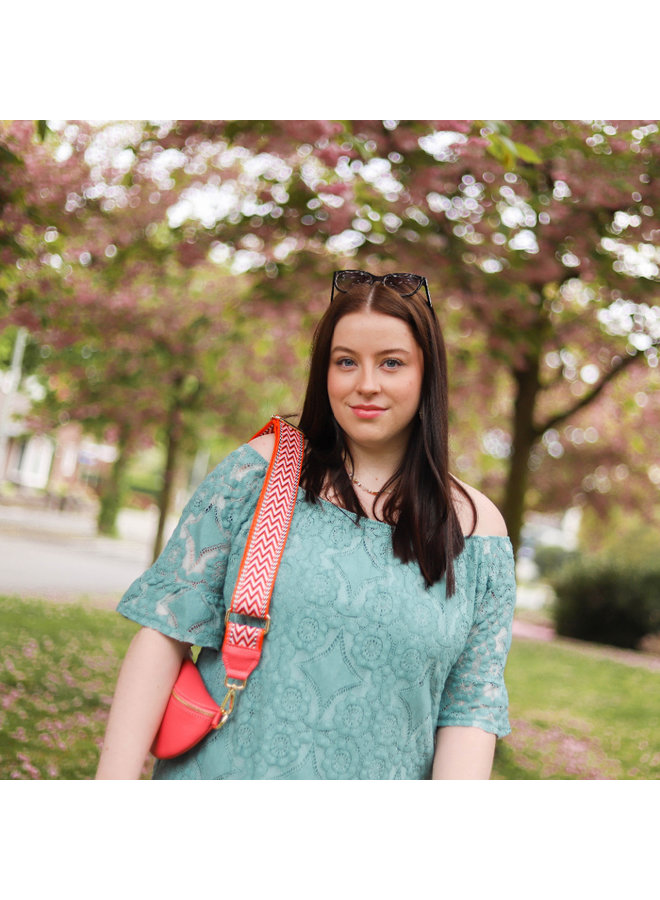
[431, 726, 497, 780]
[96, 627, 190, 780]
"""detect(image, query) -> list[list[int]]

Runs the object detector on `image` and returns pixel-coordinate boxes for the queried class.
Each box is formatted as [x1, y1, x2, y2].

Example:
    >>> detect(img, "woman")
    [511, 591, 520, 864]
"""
[96, 270, 516, 780]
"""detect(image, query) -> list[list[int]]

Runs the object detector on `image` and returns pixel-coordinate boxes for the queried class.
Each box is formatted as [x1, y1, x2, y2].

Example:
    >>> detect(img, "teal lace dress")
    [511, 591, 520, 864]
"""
[117, 444, 516, 780]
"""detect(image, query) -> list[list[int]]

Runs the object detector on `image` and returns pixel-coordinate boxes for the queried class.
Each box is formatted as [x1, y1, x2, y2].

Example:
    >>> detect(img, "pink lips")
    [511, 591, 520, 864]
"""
[351, 405, 387, 419]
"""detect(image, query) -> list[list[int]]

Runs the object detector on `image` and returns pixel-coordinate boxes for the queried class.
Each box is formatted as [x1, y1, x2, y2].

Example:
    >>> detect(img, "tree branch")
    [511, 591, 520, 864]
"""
[533, 347, 651, 437]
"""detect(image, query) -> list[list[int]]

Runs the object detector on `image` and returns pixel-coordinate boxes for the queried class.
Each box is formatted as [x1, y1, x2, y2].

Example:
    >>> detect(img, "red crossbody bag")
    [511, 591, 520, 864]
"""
[151, 416, 304, 760]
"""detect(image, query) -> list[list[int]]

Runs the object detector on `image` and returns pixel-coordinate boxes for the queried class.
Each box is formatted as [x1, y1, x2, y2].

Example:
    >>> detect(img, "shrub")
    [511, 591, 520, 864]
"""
[552, 557, 660, 649]
[534, 544, 578, 579]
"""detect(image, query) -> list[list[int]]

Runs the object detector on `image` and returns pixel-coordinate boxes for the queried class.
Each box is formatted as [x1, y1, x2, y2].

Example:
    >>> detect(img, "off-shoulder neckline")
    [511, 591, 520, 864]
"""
[239, 442, 512, 544]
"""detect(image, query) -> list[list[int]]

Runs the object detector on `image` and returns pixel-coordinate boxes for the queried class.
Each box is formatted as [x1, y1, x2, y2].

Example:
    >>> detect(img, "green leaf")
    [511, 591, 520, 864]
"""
[500, 136, 519, 160]
[486, 134, 542, 169]
[0, 144, 23, 166]
[487, 135, 516, 169]
[483, 120, 512, 137]
[514, 141, 543, 164]
[36, 120, 50, 142]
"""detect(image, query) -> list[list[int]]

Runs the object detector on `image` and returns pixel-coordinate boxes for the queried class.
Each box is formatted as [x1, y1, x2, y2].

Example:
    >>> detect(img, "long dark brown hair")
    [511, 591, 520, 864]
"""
[297, 281, 476, 595]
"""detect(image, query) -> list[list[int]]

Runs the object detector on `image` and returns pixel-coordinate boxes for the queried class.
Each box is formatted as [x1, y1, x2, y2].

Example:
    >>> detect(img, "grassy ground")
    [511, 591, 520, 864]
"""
[1, 594, 658, 780]
[494, 638, 660, 779]
[0, 595, 149, 779]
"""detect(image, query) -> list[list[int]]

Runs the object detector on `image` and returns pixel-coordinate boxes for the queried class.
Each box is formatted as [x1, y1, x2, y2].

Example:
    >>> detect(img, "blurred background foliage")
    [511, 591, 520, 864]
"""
[0, 119, 658, 575]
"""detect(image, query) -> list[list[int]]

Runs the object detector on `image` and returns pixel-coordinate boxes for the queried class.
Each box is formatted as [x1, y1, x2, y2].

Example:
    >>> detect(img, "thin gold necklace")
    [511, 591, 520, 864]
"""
[348, 472, 394, 496]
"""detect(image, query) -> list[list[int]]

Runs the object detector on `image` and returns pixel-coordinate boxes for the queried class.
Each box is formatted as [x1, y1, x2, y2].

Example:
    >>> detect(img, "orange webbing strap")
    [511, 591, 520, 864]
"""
[221, 416, 304, 686]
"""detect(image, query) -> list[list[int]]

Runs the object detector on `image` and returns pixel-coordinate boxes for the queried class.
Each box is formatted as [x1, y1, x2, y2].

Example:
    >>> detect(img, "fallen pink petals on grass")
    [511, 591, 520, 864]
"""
[503, 718, 623, 779]
[1, 595, 137, 779]
[22, 640, 38, 659]
[17, 752, 41, 779]
[1, 689, 22, 710]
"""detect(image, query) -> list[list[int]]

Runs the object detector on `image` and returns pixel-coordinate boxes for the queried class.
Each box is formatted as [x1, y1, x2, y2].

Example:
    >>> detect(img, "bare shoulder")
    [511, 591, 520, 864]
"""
[451, 476, 508, 538]
[248, 432, 276, 461]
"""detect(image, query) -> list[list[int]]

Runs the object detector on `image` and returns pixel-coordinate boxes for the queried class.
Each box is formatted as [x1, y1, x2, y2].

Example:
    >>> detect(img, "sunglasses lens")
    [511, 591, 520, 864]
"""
[332, 270, 431, 308]
[335, 270, 373, 292]
[385, 274, 423, 296]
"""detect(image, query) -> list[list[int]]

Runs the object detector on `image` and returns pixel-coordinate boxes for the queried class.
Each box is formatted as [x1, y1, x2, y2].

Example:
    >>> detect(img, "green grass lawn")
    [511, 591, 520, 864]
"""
[494, 639, 660, 779]
[1, 595, 658, 780]
[0, 595, 148, 779]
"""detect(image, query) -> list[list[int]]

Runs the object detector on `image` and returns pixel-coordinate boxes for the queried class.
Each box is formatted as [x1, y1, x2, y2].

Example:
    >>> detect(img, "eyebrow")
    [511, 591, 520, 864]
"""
[330, 346, 412, 355]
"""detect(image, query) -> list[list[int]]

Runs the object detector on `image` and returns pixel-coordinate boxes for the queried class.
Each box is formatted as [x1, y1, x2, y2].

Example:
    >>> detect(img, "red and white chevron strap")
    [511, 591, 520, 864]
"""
[222, 416, 304, 684]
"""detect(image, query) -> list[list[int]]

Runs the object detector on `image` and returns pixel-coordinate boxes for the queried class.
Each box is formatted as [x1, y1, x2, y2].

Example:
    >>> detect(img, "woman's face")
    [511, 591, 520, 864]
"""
[327, 310, 424, 457]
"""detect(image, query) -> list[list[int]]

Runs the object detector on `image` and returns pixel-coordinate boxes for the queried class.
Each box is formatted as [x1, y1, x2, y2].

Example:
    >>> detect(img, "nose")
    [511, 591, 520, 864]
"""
[356, 366, 380, 395]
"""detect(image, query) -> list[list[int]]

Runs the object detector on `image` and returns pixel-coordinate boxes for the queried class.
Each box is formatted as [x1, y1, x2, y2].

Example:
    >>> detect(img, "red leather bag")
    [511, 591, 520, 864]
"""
[151, 659, 224, 759]
[150, 417, 304, 760]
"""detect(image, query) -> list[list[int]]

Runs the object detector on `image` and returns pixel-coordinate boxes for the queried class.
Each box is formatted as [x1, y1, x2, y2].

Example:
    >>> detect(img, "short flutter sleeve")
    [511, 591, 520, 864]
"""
[436, 538, 516, 737]
[116, 445, 266, 650]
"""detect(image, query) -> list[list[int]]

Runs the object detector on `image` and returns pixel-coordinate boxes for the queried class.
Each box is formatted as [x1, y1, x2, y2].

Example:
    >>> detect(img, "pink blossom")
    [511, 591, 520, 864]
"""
[318, 182, 350, 197]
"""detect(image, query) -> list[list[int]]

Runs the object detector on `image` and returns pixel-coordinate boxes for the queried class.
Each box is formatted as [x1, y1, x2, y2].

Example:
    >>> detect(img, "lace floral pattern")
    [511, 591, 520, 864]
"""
[117, 444, 516, 780]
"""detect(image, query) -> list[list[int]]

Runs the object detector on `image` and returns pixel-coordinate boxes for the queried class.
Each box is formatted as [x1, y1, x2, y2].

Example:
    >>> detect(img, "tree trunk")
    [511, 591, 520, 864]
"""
[151, 401, 182, 564]
[97, 428, 131, 536]
[501, 355, 541, 558]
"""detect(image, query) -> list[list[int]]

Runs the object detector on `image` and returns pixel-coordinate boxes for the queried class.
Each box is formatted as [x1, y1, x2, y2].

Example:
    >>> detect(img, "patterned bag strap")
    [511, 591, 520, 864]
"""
[220, 416, 304, 718]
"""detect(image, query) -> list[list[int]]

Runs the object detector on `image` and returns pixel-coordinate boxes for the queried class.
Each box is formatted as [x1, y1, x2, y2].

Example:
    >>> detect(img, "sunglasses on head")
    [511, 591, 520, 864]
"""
[331, 269, 433, 308]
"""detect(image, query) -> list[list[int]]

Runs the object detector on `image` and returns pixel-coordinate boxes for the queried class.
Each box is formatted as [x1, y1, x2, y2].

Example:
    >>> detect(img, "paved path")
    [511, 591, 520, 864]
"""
[0, 502, 175, 608]
[509, 618, 554, 642]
